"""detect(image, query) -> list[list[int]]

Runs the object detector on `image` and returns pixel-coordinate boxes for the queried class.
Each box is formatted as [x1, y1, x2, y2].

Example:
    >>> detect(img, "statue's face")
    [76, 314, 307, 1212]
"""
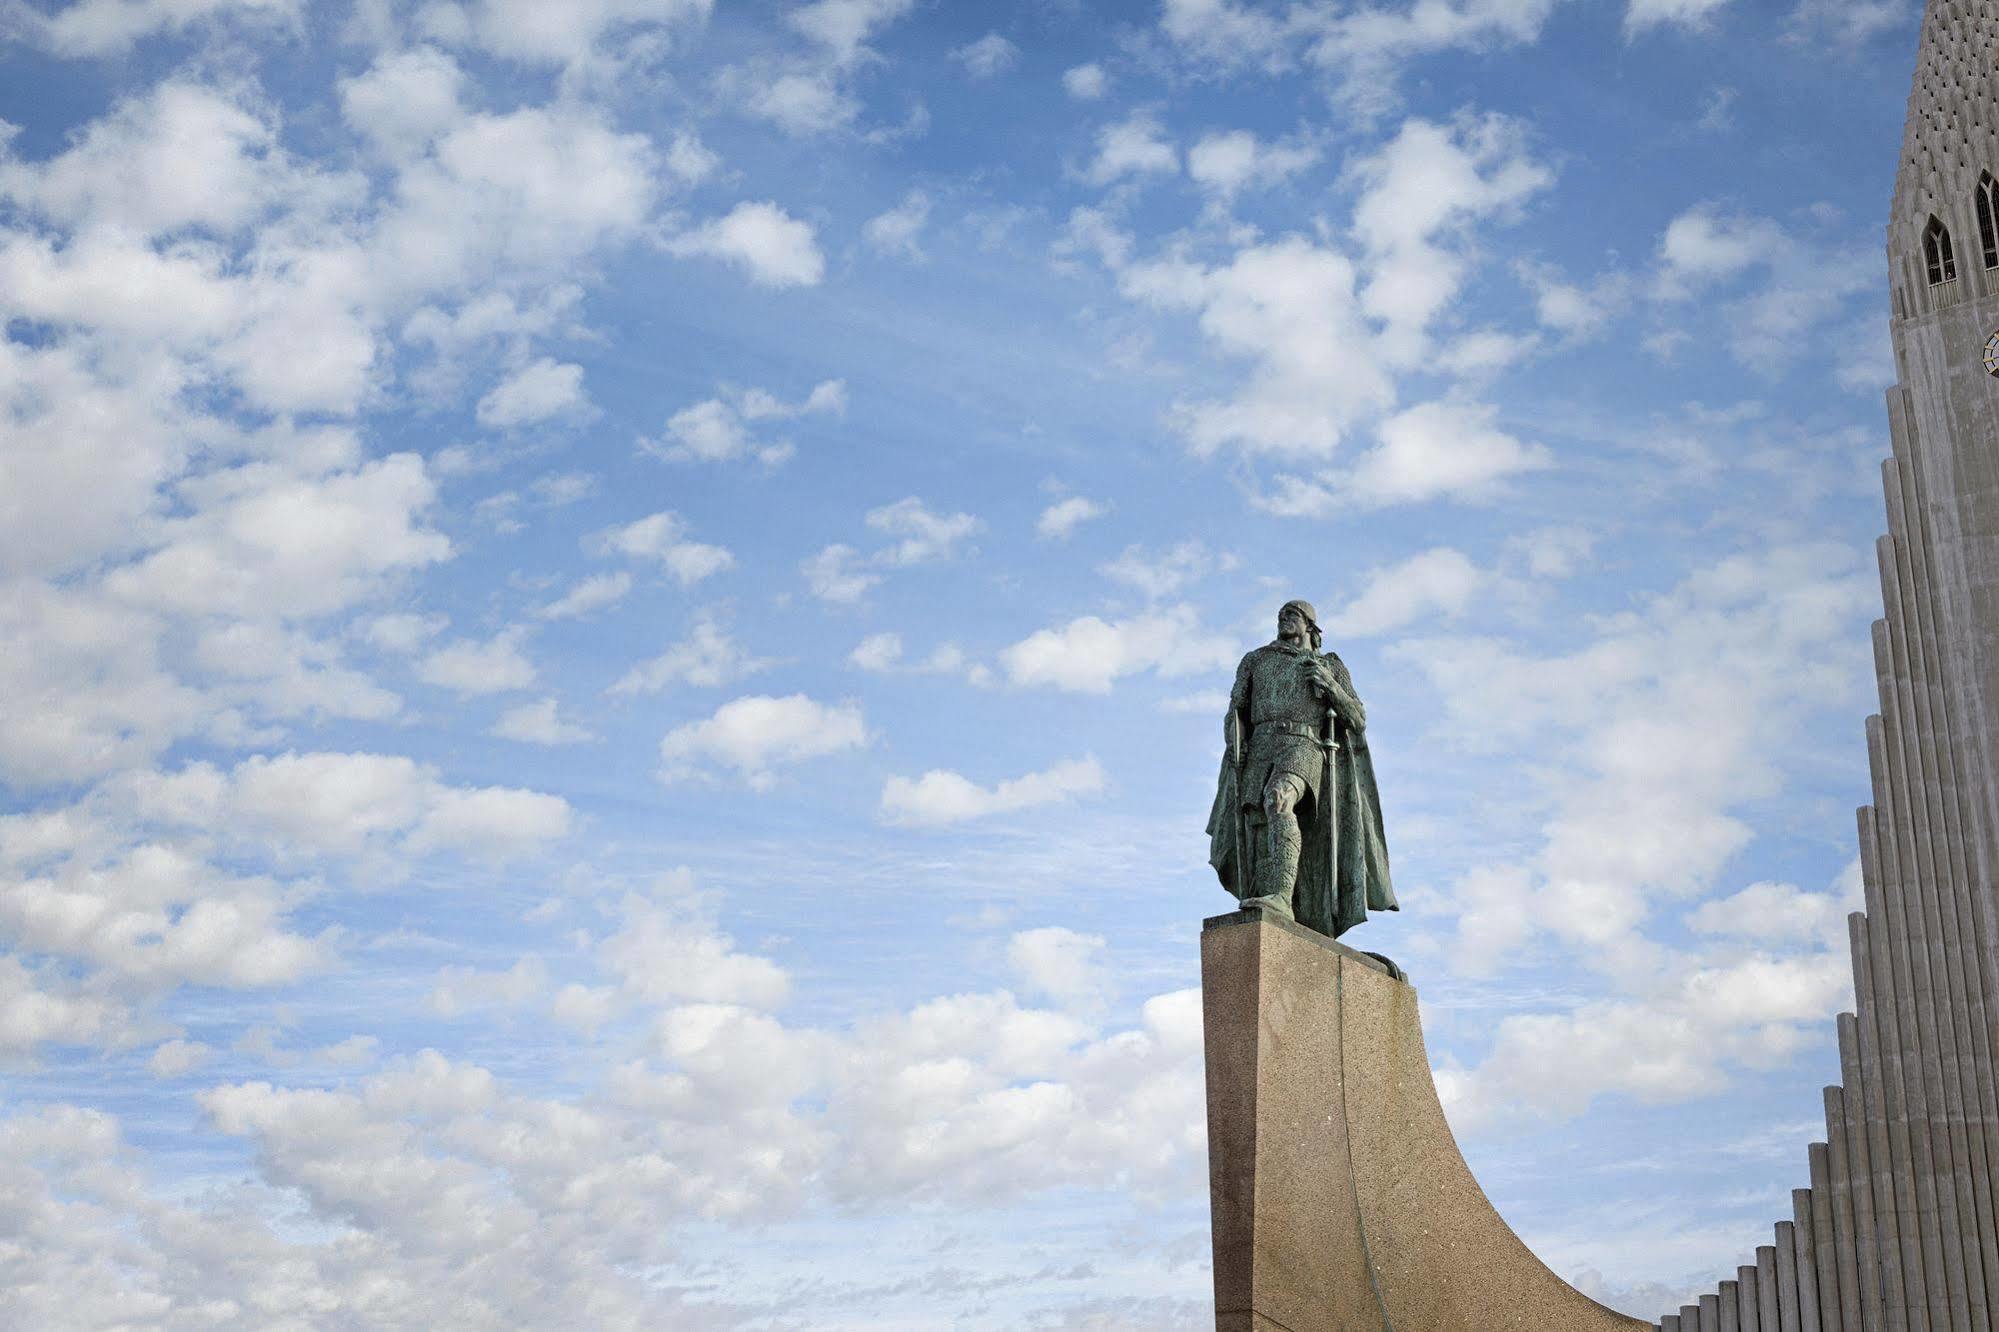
[1277, 605, 1307, 642]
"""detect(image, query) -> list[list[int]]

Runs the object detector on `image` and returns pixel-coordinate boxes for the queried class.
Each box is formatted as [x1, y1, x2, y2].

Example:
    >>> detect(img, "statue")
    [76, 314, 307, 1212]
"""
[1206, 599, 1397, 942]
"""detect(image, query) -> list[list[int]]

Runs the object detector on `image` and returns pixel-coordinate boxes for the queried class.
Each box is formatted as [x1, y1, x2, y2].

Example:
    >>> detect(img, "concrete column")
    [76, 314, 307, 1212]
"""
[1892, 381, 1999, 1164]
[1776, 1221, 1804, 1332]
[1722, 1279, 1741, 1332]
[1664, 1318, 1681, 1332]
[1890, 453, 1999, 1317]
[1792, 1191, 1825, 1332]
[1850, 896, 1912, 1332]
[1837, 1009, 1889, 1332]
[1812, 1143, 1851, 1332]
[1740, 1265, 1762, 1332]
[1860, 734, 1941, 1332]
[1826, 1087, 1865, 1329]
[1702, 1293, 1719, 1332]
[1759, 1245, 1781, 1331]
[1879, 525, 1981, 1332]
[1683, 1305, 1704, 1332]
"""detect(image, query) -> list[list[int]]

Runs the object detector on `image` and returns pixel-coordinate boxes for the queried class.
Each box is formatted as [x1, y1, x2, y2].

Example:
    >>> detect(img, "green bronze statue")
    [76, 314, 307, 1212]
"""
[1206, 600, 1397, 942]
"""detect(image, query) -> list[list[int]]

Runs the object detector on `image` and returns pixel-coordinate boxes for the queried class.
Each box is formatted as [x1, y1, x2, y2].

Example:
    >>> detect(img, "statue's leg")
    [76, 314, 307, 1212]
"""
[1247, 773, 1307, 917]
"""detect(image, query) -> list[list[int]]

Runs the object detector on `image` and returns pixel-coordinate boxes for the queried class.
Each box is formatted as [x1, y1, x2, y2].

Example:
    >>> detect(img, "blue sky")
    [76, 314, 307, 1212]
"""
[0, 0, 1926, 1324]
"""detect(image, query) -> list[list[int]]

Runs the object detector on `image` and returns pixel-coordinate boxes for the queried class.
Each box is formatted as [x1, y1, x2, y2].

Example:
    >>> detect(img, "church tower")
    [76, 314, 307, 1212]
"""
[1652, 3, 1999, 1327]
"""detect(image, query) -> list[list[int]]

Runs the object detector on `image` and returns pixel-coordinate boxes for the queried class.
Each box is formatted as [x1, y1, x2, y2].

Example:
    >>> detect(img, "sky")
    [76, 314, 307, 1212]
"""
[0, 0, 1933, 1325]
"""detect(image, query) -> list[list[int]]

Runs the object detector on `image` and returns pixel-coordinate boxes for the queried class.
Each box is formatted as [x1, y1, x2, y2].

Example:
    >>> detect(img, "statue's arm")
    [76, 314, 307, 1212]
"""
[1316, 654, 1367, 731]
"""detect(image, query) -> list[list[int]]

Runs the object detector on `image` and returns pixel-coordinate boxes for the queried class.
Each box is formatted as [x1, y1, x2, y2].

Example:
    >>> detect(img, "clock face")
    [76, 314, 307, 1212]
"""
[1985, 331, 1999, 377]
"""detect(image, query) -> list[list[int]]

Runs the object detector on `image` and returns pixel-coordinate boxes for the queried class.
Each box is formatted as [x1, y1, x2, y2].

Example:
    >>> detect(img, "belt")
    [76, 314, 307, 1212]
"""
[1252, 719, 1332, 743]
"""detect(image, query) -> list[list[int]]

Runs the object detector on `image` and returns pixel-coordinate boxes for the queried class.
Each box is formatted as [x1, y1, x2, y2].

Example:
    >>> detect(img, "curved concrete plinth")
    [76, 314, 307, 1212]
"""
[1203, 909, 1647, 1331]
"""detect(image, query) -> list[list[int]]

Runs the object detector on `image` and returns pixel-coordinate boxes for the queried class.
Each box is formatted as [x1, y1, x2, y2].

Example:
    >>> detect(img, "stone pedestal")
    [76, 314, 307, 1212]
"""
[1202, 908, 1648, 1331]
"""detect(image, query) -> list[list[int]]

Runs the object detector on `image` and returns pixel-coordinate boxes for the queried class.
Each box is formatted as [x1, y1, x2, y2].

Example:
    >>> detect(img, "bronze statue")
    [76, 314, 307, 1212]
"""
[1206, 599, 1396, 941]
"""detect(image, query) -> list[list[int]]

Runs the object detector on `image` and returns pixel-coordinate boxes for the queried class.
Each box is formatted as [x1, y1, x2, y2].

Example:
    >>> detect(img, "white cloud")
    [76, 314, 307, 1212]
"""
[115, 749, 572, 863]
[538, 571, 633, 620]
[428, 956, 548, 1016]
[1124, 237, 1391, 459]
[865, 496, 981, 565]
[789, 0, 916, 64]
[1061, 62, 1108, 99]
[1325, 547, 1486, 637]
[1337, 399, 1553, 508]
[1099, 540, 1221, 600]
[668, 201, 825, 288]
[863, 190, 932, 259]
[1008, 926, 1109, 1009]
[148, 1038, 214, 1077]
[1509, 525, 1598, 579]
[1658, 205, 1784, 290]
[105, 454, 452, 621]
[1687, 875, 1859, 945]
[1625, 0, 1735, 33]
[801, 543, 880, 603]
[880, 756, 1105, 827]
[363, 611, 446, 654]
[801, 498, 979, 602]
[952, 32, 1018, 78]
[1186, 129, 1319, 198]
[659, 694, 867, 788]
[1083, 112, 1179, 186]
[640, 379, 842, 464]
[1001, 605, 1236, 693]
[339, 45, 466, 154]
[1516, 259, 1631, 340]
[849, 632, 904, 671]
[1158, 0, 1291, 70]
[30, 0, 301, 58]
[1400, 539, 1874, 991]
[418, 628, 537, 695]
[1036, 495, 1108, 539]
[475, 357, 588, 428]
[443, 0, 713, 65]
[591, 512, 735, 583]
[600, 875, 791, 1008]
[1351, 114, 1553, 368]
[491, 698, 595, 745]
[610, 612, 772, 694]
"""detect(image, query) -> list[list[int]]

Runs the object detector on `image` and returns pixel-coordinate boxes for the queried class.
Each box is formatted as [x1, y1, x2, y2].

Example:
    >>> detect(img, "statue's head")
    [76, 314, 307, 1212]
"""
[1277, 599, 1321, 651]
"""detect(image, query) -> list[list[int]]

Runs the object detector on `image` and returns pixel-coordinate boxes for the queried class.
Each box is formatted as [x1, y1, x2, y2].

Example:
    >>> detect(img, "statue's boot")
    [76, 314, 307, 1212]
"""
[1244, 807, 1302, 920]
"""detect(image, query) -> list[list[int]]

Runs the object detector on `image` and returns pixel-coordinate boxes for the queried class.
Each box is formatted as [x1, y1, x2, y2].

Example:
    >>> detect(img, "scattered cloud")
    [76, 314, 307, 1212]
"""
[668, 202, 825, 288]
[1062, 63, 1108, 99]
[1083, 112, 1178, 187]
[491, 697, 596, 745]
[1036, 495, 1108, 539]
[659, 694, 867, 788]
[880, 755, 1105, 826]
[1325, 547, 1487, 637]
[610, 612, 774, 694]
[640, 379, 843, 465]
[1001, 605, 1236, 693]
[475, 357, 589, 428]
[591, 512, 735, 584]
[952, 32, 1018, 79]
[863, 189, 932, 259]
[538, 571, 633, 620]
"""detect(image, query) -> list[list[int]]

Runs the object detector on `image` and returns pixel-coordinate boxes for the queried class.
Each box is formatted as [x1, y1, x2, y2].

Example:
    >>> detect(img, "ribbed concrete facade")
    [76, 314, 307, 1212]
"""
[1657, 2, 1999, 1325]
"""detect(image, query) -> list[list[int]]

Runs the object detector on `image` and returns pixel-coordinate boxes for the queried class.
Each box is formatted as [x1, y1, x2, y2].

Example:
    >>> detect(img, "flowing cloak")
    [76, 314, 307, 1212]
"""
[1204, 653, 1397, 940]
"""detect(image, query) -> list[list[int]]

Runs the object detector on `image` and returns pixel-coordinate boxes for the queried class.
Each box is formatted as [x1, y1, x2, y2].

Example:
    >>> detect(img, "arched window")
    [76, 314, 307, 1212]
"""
[1977, 173, 1999, 268]
[1925, 216, 1958, 285]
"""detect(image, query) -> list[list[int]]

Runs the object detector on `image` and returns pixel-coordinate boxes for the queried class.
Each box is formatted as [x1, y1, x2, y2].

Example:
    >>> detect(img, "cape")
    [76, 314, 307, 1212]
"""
[1204, 653, 1397, 940]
